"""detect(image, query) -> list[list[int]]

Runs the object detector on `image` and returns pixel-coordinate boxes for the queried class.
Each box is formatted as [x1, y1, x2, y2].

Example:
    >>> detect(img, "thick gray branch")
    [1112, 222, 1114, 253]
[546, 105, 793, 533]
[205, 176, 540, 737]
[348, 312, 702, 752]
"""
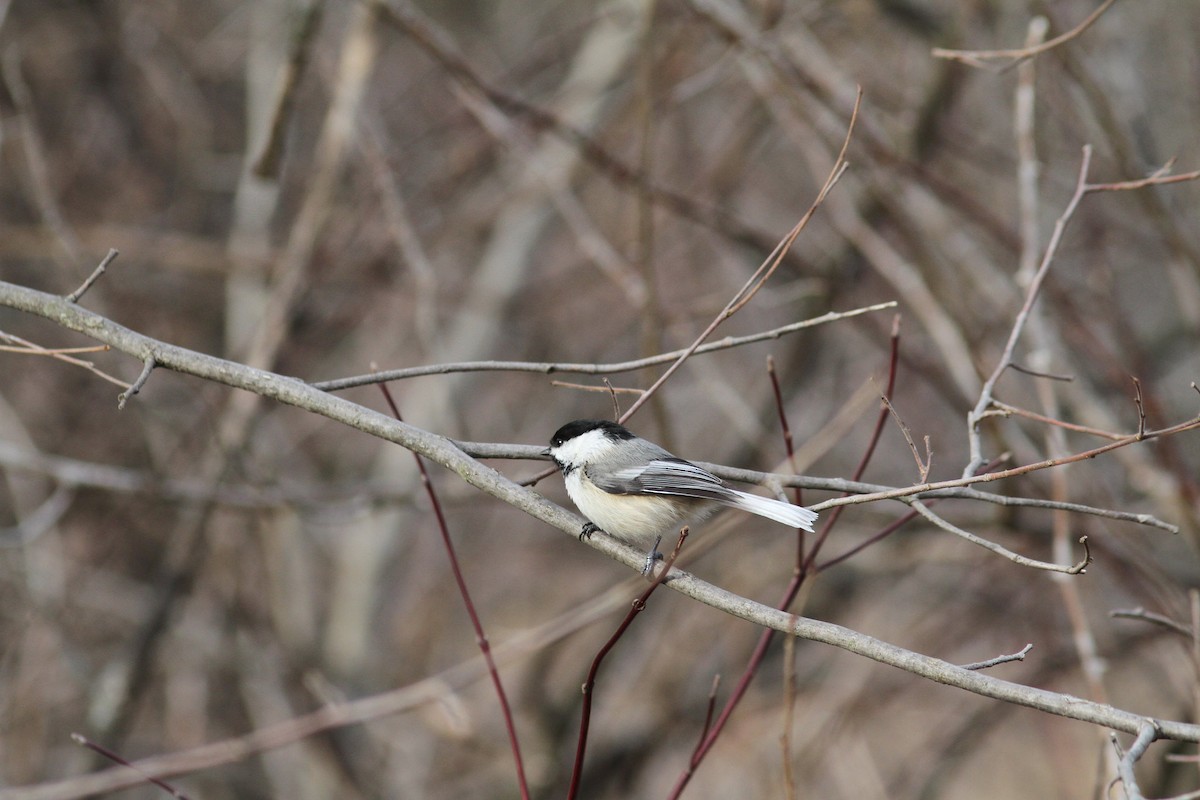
[2, 279, 1198, 746]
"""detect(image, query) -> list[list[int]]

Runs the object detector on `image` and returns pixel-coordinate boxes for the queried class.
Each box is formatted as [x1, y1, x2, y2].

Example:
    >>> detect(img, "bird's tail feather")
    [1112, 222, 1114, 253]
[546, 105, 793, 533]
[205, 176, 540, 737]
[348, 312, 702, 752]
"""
[726, 491, 818, 531]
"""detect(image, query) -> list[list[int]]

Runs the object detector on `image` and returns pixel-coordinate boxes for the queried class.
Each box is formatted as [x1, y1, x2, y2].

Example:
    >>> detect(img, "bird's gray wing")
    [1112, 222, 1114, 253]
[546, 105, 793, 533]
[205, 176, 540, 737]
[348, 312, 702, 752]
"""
[591, 458, 737, 502]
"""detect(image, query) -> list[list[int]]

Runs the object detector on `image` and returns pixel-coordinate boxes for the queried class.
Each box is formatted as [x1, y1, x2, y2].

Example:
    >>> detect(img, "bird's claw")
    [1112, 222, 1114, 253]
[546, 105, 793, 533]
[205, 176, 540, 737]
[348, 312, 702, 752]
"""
[579, 522, 601, 541]
[641, 535, 664, 576]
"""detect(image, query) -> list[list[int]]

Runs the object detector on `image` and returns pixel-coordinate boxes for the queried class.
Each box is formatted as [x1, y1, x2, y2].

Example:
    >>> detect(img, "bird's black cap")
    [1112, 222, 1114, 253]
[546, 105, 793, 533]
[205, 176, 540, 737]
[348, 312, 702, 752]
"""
[549, 419, 635, 447]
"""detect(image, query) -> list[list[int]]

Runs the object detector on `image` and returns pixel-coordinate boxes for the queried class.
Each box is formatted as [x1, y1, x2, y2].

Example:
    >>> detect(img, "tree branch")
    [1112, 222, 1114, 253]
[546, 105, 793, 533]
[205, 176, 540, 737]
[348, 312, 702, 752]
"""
[311, 301, 897, 392]
[2, 278, 1198, 794]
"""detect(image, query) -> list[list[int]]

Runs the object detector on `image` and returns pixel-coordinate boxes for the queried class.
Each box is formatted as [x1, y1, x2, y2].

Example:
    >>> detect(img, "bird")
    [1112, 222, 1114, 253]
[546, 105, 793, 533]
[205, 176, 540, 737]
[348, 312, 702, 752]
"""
[545, 419, 817, 561]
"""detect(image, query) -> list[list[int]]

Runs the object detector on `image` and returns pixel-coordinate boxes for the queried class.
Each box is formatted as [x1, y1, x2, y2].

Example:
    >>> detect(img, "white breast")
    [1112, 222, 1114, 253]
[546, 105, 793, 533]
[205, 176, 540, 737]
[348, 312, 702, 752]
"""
[564, 468, 713, 547]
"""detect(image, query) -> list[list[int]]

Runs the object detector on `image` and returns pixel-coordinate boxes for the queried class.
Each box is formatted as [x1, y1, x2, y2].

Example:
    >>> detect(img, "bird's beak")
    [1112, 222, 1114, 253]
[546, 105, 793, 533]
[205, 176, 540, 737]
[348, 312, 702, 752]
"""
[540, 447, 552, 458]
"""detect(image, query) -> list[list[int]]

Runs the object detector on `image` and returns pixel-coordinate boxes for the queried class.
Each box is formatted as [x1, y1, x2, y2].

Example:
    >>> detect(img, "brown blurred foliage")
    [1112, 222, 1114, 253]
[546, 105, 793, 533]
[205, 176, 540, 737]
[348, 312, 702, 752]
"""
[2, 0, 1200, 798]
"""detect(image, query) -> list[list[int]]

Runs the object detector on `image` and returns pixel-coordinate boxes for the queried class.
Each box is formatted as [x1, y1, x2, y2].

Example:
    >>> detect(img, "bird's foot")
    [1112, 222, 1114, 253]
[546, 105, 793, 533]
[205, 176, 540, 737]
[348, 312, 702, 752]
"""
[579, 522, 601, 541]
[641, 536, 664, 576]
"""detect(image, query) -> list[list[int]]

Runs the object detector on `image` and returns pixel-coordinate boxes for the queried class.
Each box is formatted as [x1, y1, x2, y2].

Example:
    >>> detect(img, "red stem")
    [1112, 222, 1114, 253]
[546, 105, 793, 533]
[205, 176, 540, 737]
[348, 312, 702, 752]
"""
[801, 314, 901, 573]
[378, 385, 530, 800]
[566, 531, 687, 800]
[767, 355, 804, 567]
[667, 316, 903, 799]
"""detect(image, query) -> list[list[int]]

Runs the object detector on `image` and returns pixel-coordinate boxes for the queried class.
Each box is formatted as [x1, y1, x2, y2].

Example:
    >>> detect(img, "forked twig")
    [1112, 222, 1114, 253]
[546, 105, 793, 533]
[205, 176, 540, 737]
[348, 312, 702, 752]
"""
[932, 0, 1118, 71]
[1087, 166, 1200, 192]
[838, 414, 1200, 512]
[1112, 721, 1160, 800]
[965, 146, 1095, 475]
[0, 330, 126, 388]
[965, 147, 1200, 476]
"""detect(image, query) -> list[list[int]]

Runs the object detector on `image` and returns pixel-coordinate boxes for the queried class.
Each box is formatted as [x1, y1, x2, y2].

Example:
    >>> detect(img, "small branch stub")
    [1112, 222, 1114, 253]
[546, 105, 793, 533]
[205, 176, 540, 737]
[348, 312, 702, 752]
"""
[959, 643, 1034, 671]
[1068, 535, 1092, 575]
[1131, 376, 1146, 440]
[1109, 607, 1192, 637]
[117, 356, 156, 409]
[66, 249, 119, 304]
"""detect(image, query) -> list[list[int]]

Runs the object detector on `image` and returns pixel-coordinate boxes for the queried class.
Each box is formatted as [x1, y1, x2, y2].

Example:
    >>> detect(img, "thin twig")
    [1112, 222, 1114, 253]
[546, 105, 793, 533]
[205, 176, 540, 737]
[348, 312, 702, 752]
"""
[1131, 377, 1146, 439]
[767, 355, 802, 800]
[377, 0, 794, 261]
[251, 0, 325, 178]
[985, 401, 1123, 440]
[4, 279, 1200, 799]
[70, 734, 189, 799]
[0, 330, 127, 388]
[117, 356, 156, 410]
[549, 380, 643, 396]
[312, 301, 897, 391]
[965, 145, 1094, 476]
[881, 395, 931, 482]
[766, 354, 804, 565]
[1110, 608, 1193, 638]
[1086, 167, 1200, 192]
[932, 0, 1118, 71]
[0, 344, 110, 356]
[619, 87, 861, 424]
[466, 440, 1181, 533]
[669, 313, 898, 799]
[0, 441, 401, 510]
[780, 633, 798, 800]
[817, 507, 922, 573]
[65, 248, 119, 303]
[603, 377, 623, 420]
[1165, 754, 1200, 765]
[377, 384, 530, 800]
[1008, 361, 1074, 382]
[959, 643, 1034, 671]
[801, 314, 903, 573]
[908, 502, 1092, 574]
[567, 528, 688, 800]
[833, 414, 1200, 512]
[1, 45, 87, 269]
[964, 149, 1200, 477]
[695, 674, 722, 764]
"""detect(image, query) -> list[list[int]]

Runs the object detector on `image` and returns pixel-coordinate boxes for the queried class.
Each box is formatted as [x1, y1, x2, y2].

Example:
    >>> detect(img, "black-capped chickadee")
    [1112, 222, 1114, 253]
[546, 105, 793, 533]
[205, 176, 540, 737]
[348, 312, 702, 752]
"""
[545, 420, 818, 553]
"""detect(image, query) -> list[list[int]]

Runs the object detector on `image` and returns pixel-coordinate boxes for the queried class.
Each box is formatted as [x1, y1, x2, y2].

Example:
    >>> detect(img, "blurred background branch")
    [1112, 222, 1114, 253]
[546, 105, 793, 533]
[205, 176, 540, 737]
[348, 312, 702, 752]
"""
[2, 1, 1200, 798]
